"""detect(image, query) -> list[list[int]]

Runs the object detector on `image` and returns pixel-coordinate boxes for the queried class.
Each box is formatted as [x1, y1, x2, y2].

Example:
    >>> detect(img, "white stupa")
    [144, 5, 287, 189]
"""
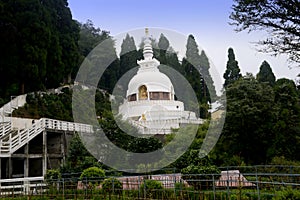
[119, 29, 203, 134]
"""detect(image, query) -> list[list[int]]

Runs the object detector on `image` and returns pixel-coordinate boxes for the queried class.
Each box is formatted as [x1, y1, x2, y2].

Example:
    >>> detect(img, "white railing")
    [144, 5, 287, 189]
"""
[131, 118, 204, 135]
[0, 122, 11, 138]
[0, 118, 45, 155]
[0, 176, 45, 195]
[137, 118, 203, 127]
[0, 118, 94, 155]
[0, 94, 27, 117]
[123, 99, 181, 106]
[43, 118, 93, 133]
[143, 110, 197, 120]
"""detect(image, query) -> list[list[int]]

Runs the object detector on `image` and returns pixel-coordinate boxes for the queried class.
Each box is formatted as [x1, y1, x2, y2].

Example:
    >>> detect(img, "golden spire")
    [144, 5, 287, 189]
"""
[145, 28, 149, 37]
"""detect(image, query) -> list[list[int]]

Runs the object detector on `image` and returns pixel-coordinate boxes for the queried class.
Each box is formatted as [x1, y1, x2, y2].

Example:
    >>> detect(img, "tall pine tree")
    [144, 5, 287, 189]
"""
[158, 33, 169, 65]
[182, 35, 209, 118]
[223, 48, 242, 88]
[116, 34, 139, 96]
[199, 50, 217, 101]
[119, 34, 138, 77]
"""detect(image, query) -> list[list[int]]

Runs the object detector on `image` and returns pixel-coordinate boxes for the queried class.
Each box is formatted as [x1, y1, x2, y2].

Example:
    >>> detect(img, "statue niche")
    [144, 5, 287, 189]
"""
[138, 85, 148, 100]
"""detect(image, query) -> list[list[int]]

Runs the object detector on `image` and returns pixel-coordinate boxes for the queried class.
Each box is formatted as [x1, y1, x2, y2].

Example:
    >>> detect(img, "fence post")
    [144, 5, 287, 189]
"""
[138, 176, 141, 199]
[144, 178, 146, 200]
[85, 177, 87, 198]
[212, 174, 216, 200]
[226, 168, 230, 199]
[112, 176, 115, 195]
[173, 173, 176, 197]
[255, 166, 260, 200]
[62, 178, 65, 200]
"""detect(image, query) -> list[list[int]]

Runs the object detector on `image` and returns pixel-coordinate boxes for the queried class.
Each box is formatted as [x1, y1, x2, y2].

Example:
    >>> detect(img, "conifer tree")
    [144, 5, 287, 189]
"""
[184, 35, 217, 102]
[199, 50, 217, 101]
[158, 33, 170, 64]
[95, 38, 120, 93]
[182, 35, 204, 101]
[256, 60, 276, 86]
[223, 48, 242, 88]
[119, 34, 138, 77]
[182, 35, 210, 118]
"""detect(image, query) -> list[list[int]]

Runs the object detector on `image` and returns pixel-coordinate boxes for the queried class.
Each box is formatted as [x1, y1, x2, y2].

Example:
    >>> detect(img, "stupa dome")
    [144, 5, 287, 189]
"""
[127, 70, 174, 97]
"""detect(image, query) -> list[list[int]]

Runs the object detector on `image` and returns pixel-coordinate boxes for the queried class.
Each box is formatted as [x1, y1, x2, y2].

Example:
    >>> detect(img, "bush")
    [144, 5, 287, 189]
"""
[102, 178, 123, 194]
[274, 187, 300, 200]
[80, 167, 105, 179]
[181, 164, 220, 190]
[140, 179, 163, 190]
[45, 169, 61, 182]
[140, 179, 163, 199]
[80, 167, 105, 186]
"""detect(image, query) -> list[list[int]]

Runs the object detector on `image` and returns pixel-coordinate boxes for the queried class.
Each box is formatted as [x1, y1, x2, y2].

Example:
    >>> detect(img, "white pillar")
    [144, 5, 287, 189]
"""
[42, 131, 47, 176]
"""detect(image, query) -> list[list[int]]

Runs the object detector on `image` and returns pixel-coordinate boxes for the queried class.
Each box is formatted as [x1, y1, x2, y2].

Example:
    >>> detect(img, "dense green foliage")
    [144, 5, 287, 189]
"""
[13, 87, 73, 120]
[62, 132, 102, 174]
[214, 74, 300, 165]
[0, 0, 79, 97]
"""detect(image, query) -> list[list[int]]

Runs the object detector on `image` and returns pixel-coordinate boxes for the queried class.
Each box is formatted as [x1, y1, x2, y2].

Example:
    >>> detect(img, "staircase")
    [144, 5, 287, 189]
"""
[0, 94, 27, 119]
[0, 93, 94, 157]
[0, 118, 93, 157]
[0, 122, 11, 138]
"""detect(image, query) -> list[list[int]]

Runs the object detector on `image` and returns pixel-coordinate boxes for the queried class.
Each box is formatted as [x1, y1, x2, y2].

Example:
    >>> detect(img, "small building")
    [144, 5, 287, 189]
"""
[215, 170, 255, 187]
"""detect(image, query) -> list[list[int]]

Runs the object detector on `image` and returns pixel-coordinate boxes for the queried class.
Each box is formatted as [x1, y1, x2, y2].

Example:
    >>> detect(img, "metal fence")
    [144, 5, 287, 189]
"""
[1, 165, 300, 199]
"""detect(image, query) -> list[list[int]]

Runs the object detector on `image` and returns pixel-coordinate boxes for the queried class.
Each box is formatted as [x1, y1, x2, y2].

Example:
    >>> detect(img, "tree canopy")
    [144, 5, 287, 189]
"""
[230, 0, 300, 65]
[215, 73, 300, 165]
[0, 0, 79, 96]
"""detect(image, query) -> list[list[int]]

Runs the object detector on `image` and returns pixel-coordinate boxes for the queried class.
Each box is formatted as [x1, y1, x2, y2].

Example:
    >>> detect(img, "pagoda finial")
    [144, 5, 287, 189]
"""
[145, 28, 149, 37]
[142, 28, 153, 60]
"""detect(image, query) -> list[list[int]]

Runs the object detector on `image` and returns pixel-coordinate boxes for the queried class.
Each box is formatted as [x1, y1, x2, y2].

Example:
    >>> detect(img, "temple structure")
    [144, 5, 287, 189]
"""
[119, 30, 203, 134]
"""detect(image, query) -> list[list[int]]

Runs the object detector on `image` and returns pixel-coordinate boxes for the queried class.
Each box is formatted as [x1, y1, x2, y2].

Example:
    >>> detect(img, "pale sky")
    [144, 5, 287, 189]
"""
[68, 0, 299, 93]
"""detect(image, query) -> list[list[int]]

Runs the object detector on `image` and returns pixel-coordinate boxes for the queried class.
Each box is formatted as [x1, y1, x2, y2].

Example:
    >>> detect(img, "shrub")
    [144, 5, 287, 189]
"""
[140, 179, 163, 199]
[80, 167, 105, 179]
[80, 167, 105, 186]
[181, 164, 220, 190]
[140, 179, 163, 190]
[274, 187, 300, 200]
[102, 178, 123, 194]
[45, 169, 61, 182]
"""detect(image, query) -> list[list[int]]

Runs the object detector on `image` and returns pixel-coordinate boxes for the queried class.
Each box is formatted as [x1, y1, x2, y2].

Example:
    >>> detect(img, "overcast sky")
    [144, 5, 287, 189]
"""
[68, 0, 299, 92]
